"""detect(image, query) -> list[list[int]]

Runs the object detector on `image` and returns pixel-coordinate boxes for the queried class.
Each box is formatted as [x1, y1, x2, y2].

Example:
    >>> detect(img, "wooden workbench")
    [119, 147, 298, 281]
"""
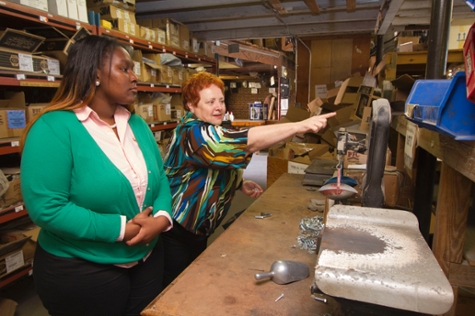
[392, 115, 475, 316]
[142, 173, 336, 316]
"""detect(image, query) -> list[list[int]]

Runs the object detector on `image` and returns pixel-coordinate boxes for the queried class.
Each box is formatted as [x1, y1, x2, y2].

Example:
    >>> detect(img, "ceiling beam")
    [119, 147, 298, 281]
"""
[377, 0, 404, 35]
[266, 0, 289, 15]
[186, 8, 380, 33]
[194, 20, 376, 40]
[214, 41, 283, 66]
[346, 0, 356, 12]
[303, 0, 321, 14]
[135, 0, 254, 12]
[136, 3, 381, 22]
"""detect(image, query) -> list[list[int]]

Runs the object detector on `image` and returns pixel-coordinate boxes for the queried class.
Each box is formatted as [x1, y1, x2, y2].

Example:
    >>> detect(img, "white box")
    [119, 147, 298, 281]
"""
[10, 0, 48, 12]
[76, 0, 89, 23]
[66, 0, 78, 21]
[48, 0, 68, 17]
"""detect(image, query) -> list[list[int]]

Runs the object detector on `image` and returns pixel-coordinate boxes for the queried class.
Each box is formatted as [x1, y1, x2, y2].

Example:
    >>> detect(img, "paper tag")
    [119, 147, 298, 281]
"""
[6, 251, 25, 274]
[404, 121, 418, 173]
[47, 60, 60, 75]
[18, 54, 33, 72]
[287, 161, 308, 174]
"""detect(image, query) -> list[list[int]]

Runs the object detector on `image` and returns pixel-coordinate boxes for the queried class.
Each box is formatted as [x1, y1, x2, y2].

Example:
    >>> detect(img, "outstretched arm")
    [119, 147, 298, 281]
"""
[246, 112, 336, 154]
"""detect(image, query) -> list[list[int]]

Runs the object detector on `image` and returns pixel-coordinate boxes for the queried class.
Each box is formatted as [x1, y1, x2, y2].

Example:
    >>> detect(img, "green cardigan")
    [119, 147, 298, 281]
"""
[20, 110, 172, 264]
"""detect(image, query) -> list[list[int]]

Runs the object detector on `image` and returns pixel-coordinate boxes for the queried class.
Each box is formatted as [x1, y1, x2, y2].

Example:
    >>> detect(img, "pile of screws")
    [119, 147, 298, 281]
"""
[296, 216, 324, 254]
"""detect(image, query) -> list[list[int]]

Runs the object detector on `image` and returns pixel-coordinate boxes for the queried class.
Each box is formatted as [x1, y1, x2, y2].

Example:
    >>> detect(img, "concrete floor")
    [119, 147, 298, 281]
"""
[0, 152, 268, 316]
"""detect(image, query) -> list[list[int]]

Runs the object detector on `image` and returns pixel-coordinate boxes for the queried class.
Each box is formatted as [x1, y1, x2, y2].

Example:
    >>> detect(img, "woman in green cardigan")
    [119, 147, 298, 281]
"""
[20, 35, 172, 316]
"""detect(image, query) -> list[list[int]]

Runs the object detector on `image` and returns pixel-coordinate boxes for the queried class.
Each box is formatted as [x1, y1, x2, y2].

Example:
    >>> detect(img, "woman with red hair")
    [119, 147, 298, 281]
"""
[162, 72, 335, 287]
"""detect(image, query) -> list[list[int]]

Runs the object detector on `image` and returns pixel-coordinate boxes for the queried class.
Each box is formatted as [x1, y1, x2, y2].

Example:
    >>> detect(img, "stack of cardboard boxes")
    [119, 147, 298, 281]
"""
[11, 0, 89, 23]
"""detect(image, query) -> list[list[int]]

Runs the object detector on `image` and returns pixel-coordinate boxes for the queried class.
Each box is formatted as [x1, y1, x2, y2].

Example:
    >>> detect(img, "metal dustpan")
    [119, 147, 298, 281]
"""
[314, 204, 454, 315]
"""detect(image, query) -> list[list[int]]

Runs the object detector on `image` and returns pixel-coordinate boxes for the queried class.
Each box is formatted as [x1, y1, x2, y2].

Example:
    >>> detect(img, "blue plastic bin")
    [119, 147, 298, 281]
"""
[405, 72, 475, 141]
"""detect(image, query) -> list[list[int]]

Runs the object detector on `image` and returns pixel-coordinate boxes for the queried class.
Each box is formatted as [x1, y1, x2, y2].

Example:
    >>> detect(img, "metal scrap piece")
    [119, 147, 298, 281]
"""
[296, 216, 324, 254]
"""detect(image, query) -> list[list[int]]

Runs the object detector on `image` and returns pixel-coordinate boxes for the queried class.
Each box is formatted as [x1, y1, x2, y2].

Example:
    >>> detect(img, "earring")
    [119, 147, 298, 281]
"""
[95, 80, 100, 86]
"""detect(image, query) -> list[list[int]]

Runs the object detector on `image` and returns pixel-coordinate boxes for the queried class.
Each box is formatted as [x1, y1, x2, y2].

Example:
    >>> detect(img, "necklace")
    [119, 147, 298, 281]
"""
[109, 123, 117, 129]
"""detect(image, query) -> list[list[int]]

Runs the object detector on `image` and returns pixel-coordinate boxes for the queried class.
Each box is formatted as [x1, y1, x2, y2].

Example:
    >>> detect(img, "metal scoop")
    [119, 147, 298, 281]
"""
[318, 183, 358, 200]
[254, 260, 309, 285]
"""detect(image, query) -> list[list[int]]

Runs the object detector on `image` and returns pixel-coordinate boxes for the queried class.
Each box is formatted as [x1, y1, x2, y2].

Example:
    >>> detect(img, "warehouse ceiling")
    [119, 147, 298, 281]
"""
[135, 0, 474, 41]
[135, 0, 474, 77]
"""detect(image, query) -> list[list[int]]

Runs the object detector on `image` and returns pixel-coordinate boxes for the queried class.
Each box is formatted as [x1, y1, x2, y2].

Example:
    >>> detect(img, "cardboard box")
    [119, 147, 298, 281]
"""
[140, 26, 157, 42]
[134, 103, 154, 123]
[179, 23, 190, 51]
[132, 50, 161, 83]
[266, 141, 331, 187]
[156, 28, 166, 45]
[149, 18, 180, 48]
[0, 166, 22, 209]
[33, 26, 90, 70]
[160, 65, 173, 84]
[48, 0, 68, 17]
[190, 36, 199, 53]
[77, 0, 89, 23]
[171, 108, 183, 120]
[111, 18, 140, 36]
[397, 36, 420, 52]
[9, 0, 48, 11]
[198, 41, 215, 58]
[91, 4, 136, 23]
[0, 223, 39, 263]
[155, 103, 171, 121]
[0, 298, 17, 316]
[172, 67, 185, 85]
[66, 0, 78, 21]
[0, 28, 44, 52]
[0, 92, 26, 139]
[87, 0, 135, 11]
[334, 76, 363, 105]
[24, 26, 72, 54]
[0, 237, 28, 278]
[352, 93, 379, 120]
[26, 103, 48, 123]
[391, 74, 415, 102]
[0, 176, 21, 209]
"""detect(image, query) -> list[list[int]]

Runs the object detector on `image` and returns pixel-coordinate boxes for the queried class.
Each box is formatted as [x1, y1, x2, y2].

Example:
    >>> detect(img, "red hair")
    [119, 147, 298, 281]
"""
[182, 72, 224, 110]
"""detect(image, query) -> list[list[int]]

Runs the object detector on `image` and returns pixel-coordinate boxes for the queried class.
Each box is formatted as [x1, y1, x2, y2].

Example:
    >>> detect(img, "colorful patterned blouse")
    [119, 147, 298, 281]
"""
[164, 111, 252, 236]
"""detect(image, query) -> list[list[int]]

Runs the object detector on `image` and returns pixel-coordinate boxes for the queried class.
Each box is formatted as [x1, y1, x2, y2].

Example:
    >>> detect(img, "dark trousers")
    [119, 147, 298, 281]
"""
[161, 221, 208, 288]
[33, 240, 164, 316]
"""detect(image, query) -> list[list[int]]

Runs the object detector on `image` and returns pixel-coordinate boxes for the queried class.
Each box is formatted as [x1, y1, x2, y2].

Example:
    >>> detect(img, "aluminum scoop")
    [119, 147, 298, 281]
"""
[255, 260, 309, 285]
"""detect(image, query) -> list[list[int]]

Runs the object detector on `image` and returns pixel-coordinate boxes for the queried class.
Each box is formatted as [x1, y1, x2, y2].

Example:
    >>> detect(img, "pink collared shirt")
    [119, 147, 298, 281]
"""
[74, 105, 172, 242]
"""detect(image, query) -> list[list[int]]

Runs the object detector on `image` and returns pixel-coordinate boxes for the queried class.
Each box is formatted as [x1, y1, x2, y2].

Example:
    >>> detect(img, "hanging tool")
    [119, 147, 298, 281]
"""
[361, 99, 391, 208]
[319, 128, 366, 201]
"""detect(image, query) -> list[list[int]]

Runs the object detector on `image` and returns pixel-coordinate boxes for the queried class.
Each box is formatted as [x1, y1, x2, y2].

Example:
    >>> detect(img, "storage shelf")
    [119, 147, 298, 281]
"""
[150, 122, 177, 132]
[0, 203, 27, 225]
[384, 49, 464, 81]
[0, 263, 32, 289]
[138, 82, 181, 93]
[0, 1, 94, 33]
[0, 72, 61, 87]
[98, 27, 216, 65]
[0, 139, 20, 155]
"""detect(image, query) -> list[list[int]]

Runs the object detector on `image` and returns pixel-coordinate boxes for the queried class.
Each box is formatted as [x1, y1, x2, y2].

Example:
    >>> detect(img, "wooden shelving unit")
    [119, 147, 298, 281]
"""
[384, 49, 464, 81]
